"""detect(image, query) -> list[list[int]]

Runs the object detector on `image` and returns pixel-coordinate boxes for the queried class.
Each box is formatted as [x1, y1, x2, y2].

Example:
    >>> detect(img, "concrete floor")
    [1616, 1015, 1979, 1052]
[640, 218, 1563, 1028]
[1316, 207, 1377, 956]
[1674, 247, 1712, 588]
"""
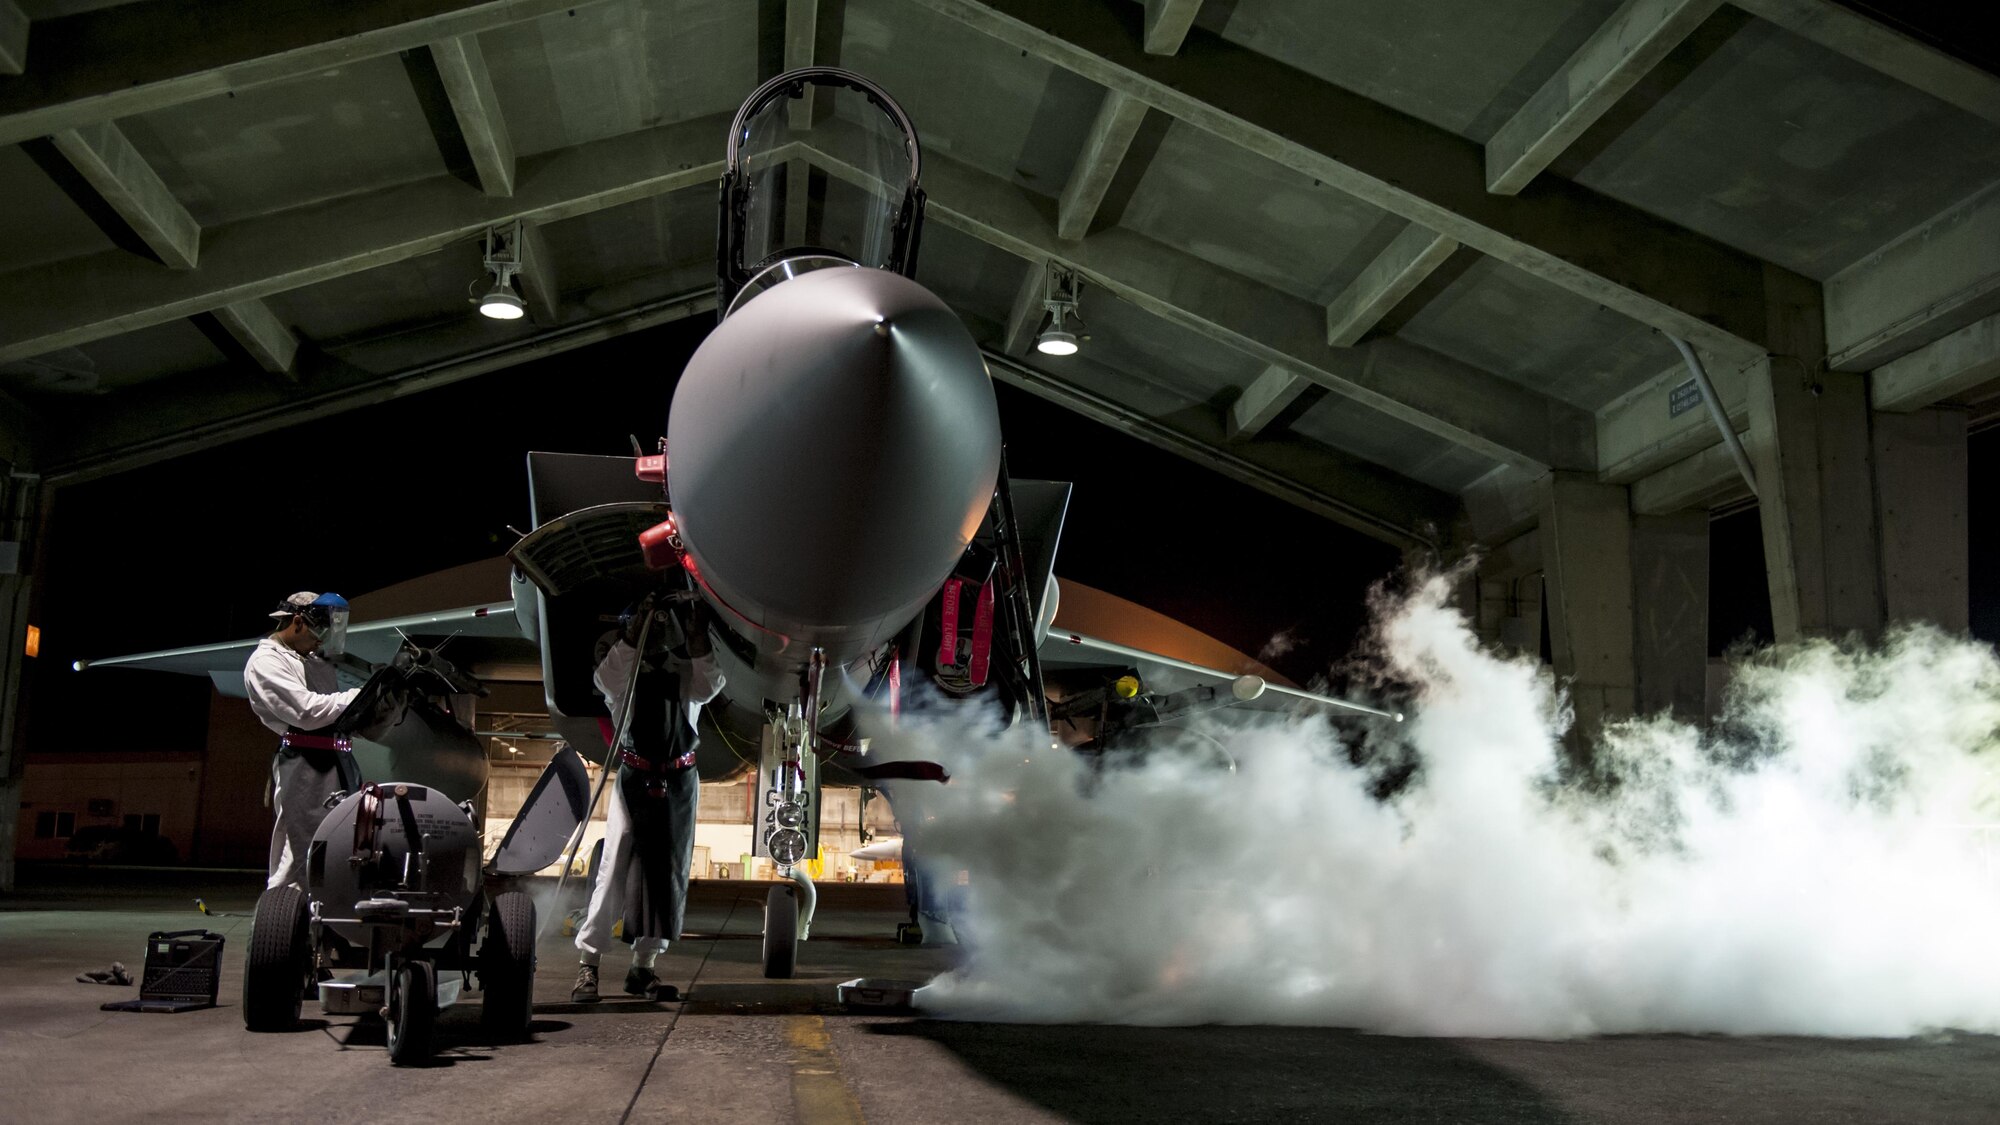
[4, 868, 1999, 1125]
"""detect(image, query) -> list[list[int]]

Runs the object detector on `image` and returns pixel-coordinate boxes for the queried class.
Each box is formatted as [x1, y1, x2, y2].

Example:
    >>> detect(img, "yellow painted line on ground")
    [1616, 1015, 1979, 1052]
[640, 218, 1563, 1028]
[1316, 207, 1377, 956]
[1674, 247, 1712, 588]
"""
[785, 1014, 866, 1125]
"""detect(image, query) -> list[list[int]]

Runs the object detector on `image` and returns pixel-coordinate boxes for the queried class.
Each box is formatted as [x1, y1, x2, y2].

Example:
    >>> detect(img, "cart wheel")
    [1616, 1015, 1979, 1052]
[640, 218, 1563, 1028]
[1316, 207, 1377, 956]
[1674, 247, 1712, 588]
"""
[386, 959, 437, 1066]
[243, 885, 312, 1031]
[762, 885, 798, 979]
[480, 891, 537, 1042]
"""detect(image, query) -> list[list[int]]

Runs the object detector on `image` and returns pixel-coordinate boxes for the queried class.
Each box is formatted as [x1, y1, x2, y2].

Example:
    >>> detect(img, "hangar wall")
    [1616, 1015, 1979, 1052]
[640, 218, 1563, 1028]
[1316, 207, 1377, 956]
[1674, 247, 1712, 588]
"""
[194, 691, 282, 868]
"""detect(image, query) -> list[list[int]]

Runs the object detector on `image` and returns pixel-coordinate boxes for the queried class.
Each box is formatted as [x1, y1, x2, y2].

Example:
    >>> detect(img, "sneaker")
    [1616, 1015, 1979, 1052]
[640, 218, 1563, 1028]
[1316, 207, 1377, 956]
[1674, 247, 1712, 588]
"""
[572, 963, 601, 1004]
[623, 965, 659, 997]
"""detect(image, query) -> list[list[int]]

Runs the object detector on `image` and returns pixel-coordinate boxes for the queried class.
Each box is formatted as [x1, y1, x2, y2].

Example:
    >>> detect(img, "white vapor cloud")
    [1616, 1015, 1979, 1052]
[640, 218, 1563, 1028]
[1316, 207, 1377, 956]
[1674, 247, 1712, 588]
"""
[874, 574, 2000, 1037]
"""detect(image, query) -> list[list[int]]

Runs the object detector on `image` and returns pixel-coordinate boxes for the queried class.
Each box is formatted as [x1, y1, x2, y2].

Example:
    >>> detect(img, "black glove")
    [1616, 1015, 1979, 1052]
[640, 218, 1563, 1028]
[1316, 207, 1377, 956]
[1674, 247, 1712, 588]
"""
[684, 599, 714, 658]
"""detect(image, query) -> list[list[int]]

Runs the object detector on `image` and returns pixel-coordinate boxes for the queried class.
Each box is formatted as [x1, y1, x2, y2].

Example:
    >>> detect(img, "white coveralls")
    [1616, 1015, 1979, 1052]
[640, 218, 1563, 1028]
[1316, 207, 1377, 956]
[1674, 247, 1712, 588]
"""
[575, 637, 724, 966]
[244, 636, 359, 890]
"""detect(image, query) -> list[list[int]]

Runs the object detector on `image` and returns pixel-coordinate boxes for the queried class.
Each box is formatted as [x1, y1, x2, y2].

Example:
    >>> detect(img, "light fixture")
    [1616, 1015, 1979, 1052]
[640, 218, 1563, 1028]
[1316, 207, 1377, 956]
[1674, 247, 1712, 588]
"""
[480, 279, 526, 320]
[1035, 264, 1085, 356]
[1036, 308, 1079, 356]
[472, 220, 528, 321]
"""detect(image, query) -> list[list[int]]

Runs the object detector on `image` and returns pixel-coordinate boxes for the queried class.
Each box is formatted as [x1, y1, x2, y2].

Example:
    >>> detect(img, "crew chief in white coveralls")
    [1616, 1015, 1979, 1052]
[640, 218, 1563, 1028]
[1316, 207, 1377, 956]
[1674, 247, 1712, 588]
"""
[244, 591, 360, 891]
[572, 595, 724, 1003]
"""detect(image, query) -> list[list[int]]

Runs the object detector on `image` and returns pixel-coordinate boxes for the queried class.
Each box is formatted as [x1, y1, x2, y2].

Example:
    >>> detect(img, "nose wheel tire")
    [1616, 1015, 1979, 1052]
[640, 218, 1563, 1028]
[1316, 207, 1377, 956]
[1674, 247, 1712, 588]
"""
[480, 891, 538, 1042]
[762, 885, 799, 979]
[386, 959, 437, 1066]
[243, 885, 313, 1032]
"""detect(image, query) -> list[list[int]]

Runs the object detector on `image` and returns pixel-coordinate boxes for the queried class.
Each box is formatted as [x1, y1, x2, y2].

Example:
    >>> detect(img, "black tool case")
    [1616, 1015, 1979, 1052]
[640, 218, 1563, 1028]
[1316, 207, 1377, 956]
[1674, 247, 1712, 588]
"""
[100, 929, 225, 1013]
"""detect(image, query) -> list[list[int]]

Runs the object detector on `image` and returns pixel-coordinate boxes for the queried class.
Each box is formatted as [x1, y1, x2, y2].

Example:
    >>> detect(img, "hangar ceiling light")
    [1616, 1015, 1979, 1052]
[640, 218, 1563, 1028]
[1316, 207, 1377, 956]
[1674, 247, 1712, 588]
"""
[472, 221, 528, 321]
[1036, 264, 1085, 357]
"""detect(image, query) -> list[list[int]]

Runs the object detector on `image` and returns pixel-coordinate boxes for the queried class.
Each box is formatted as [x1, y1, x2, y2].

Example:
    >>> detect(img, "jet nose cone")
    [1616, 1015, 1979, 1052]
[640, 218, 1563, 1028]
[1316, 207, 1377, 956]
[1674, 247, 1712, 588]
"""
[667, 267, 1001, 644]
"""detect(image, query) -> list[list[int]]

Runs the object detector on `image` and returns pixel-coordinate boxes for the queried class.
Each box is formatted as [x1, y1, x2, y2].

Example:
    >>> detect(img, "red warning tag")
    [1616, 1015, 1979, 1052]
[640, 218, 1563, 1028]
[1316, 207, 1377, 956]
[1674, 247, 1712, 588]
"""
[938, 578, 963, 667]
[968, 580, 996, 686]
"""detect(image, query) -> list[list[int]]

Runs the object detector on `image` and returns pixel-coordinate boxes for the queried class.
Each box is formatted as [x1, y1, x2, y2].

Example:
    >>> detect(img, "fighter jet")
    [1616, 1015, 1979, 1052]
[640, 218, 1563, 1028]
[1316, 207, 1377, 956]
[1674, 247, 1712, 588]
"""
[504, 67, 1401, 973]
[80, 69, 1395, 980]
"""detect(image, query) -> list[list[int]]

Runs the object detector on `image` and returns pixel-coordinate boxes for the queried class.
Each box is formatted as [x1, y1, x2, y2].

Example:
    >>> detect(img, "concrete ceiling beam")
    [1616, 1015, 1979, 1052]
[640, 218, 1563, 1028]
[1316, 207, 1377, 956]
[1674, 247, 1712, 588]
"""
[1731, 0, 2000, 127]
[783, 157, 813, 247]
[516, 221, 560, 325]
[1056, 89, 1147, 240]
[1360, 337, 1594, 470]
[982, 349, 1451, 548]
[1629, 439, 1750, 515]
[1870, 310, 2000, 413]
[1323, 222, 1458, 346]
[1141, 0, 1201, 56]
[1479, 527, 1543, 582]
[1226, 364, 1309, 440]
[813, 119, 1588, 470]
[429, 34, 515, 197]
[0, 113, 730, 365]
[786, 0, 818, 130]
[1824, 182, 2000, 372]
[1002, 261, 1047, 356]
[0, 1, 25, 76]
[779, 0, 819, 242]
[1460, 464, 1548, 547]
[1595, 350, 1760, 483]
[47, 121, 201, 270]
[0, 0, 599, 147]
[211, 299, 300, 378]
[903, 0, 1785, 364]
[1485, 0, 1723, 195]
[51, 281, 716, 482]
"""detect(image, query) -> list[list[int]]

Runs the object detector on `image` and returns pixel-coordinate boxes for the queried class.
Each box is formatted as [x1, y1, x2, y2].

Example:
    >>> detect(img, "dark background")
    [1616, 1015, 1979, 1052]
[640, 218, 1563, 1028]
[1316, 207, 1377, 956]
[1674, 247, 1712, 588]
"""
[20, 312, 1996, 754]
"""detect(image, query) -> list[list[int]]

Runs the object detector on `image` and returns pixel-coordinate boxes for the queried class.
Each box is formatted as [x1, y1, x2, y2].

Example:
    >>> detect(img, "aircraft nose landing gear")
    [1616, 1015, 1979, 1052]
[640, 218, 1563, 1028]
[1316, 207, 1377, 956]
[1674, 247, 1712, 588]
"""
[758, 654, 824, 978]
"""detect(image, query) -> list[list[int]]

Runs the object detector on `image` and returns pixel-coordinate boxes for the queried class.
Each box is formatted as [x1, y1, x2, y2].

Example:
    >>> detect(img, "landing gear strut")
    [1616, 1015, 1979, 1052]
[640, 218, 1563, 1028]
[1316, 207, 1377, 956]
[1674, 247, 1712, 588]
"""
[759, 651, 825, 979]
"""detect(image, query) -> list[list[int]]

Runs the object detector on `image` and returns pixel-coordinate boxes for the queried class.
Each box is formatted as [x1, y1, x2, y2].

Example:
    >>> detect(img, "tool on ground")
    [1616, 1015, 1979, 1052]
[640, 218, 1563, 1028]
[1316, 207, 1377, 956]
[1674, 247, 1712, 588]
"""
[99, 930, 225, 1013]
[75, 961, 133, 986]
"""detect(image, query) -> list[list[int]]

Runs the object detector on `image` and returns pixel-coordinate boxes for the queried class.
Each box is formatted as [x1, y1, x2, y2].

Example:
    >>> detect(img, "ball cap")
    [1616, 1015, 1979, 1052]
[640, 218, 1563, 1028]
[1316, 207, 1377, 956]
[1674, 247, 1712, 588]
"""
[269, 591, 347, 619]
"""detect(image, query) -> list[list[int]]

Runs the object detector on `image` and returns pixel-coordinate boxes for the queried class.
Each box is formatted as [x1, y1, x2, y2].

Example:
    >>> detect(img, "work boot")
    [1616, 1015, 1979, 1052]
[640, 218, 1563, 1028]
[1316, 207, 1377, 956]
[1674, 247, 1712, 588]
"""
[623, 965, 659, 997]
[572, 963, 601, 1004]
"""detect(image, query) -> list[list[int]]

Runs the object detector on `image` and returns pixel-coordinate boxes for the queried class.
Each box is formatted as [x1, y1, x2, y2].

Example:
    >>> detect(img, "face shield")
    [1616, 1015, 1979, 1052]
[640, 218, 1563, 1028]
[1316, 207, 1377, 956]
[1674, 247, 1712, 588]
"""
[301, 594, 351, 657]
[314, 607, 350, 657]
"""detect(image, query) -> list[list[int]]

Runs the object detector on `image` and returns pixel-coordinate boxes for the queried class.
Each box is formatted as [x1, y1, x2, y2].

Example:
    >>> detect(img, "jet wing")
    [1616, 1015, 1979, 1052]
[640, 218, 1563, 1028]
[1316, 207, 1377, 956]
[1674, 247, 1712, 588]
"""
[76, 602, 520, 697]
[1039, 629, 1400, 722]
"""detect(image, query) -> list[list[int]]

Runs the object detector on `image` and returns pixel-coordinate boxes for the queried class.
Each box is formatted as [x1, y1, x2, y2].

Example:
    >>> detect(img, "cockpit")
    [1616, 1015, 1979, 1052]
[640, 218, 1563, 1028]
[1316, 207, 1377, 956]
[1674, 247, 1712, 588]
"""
[717, 67, 928, 317]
